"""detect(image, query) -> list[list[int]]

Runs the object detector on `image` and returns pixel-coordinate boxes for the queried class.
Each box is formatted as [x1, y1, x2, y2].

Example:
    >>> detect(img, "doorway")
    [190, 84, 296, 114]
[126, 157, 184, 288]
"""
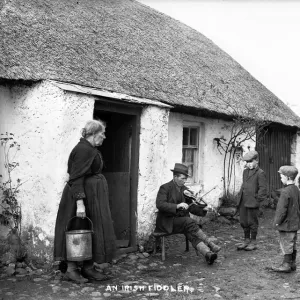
[94, 99, 141, 252]
[256, 125, 295, 196]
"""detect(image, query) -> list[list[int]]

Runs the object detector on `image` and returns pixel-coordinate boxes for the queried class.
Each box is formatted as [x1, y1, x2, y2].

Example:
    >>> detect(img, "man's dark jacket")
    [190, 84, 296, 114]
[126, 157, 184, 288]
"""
[237, 167, 267, 208]
[274, 184, 300, 231]
[155, 180, 203, 233]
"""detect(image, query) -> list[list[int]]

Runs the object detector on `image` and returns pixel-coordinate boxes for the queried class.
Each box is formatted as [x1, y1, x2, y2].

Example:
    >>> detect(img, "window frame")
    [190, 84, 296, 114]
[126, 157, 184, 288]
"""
[182, 126, 200, 185]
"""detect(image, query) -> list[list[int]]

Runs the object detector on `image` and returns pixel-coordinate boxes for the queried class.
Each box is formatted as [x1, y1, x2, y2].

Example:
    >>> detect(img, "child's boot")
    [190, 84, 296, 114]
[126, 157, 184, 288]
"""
[244, 240, 257, 251]
[291, 250, 297, 271]
[271, 254, 292, 273]
[244, 231, 257, 251]
[237, 228, 250, 250]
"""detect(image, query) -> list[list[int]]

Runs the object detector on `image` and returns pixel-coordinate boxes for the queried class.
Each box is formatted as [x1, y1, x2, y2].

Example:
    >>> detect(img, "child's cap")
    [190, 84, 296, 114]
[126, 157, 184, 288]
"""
[278, 165, 298, 179]
[242, 150, 259, 162]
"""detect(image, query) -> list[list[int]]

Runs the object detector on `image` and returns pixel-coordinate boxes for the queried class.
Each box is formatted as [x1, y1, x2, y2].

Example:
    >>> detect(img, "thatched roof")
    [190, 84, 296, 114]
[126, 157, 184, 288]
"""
[1, 0, 299, 127]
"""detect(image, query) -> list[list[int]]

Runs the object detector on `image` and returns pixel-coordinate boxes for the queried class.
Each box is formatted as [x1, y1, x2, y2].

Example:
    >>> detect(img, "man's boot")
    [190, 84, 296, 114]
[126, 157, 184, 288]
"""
[195, 242, 218, 265]
[291, 250, 297, 271]
[207, 238, 221, 253]
[271, 254, 292, 273]
[195, 229, 221, 253]
[237, 228, 250, 250]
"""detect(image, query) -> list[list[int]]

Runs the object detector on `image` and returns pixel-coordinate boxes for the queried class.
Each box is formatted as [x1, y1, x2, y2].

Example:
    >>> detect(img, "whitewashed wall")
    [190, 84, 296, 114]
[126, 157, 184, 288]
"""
[0, 81, 171, 250]
[0, 81, 95, 239]
[165, 112, 256, 207]
[136, 106, 169, 242]
[285, 103, 300, 185]
[2, 80, 299, 252]
[136, 110, 258, 244]
[291, 131, 300, 185]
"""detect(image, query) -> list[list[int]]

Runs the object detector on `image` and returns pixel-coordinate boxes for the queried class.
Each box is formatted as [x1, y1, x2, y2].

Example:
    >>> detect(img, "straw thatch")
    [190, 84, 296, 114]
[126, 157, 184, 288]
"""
[1, 0, 299, 127]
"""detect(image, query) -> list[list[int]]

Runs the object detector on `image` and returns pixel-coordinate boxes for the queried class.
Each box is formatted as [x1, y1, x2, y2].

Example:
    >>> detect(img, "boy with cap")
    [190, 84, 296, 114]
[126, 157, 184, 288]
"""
[236, 150, 267, 251]
[271, 165, 300, 273]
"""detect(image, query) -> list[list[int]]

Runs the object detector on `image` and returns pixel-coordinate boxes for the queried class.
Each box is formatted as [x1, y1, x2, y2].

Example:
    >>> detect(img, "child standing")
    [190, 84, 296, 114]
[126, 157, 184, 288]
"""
[236, 150, 267, 251]
[271, 166, 300, 273]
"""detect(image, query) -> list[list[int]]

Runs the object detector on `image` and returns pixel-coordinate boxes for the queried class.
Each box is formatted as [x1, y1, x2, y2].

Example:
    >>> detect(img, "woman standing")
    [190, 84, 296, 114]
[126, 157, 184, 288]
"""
[54, 119, 116, 283]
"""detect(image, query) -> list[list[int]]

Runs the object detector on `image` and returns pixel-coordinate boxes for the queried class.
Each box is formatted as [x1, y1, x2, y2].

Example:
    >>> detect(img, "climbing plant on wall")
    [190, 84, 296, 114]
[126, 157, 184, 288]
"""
[214, 116, 269, 202]
[198, 82, 275, 203]
[0, 133, 24, 236]
[212, 97, 272, 203]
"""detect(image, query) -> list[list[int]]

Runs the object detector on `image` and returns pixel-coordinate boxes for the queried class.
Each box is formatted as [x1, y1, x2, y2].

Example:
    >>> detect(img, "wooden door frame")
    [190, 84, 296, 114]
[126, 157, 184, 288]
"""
[94, 97, 141, 254]
[256, 123, 297, 197]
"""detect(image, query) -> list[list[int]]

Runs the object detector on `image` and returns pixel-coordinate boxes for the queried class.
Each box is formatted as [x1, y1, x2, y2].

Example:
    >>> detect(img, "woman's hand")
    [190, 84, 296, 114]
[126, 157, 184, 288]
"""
[76, 199, 86, 218]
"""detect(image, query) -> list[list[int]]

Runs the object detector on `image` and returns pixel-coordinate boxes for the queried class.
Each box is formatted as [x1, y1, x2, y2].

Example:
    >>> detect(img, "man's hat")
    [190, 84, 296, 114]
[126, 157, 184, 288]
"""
[278, 165, 298, 179]
[170, 163, 189, 176]
[242, 150, 259, 162]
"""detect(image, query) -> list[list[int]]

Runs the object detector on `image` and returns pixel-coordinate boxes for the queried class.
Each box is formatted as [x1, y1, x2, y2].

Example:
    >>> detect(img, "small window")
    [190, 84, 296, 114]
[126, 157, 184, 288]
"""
[182, 126, 199, 184]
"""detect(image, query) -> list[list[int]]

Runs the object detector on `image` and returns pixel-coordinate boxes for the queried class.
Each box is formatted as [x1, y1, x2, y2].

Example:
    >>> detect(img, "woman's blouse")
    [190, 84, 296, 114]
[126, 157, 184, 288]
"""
[67, 138, 103, 200]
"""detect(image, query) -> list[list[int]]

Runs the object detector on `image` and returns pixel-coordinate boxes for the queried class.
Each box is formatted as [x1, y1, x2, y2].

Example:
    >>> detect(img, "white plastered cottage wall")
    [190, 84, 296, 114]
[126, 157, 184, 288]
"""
[165, 112, 256, 207]
[2, 80, 299, 249]
[136, 110, 257, 244]
[0, 81, 171, 247]
[136, 106, 170, 241]
[0, 81, 94, 240]
[290, 131, 300, 184]
[279, 100, 300, 182]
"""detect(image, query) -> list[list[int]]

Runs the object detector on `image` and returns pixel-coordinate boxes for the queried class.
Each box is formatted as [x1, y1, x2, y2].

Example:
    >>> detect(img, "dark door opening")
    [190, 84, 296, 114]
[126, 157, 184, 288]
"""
[94, 101, 140, 252]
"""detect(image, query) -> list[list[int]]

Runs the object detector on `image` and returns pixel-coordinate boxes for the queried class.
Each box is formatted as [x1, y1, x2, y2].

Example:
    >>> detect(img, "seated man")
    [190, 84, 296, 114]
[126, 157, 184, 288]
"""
[155, 163, 221, 265]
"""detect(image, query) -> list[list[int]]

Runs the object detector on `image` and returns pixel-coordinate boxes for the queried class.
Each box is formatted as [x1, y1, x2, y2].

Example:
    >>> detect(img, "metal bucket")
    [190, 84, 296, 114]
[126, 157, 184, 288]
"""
[65, 217, 93, 261]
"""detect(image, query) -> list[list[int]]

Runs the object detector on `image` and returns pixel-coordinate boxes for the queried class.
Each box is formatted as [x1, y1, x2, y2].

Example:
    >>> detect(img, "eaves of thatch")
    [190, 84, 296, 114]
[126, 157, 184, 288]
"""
[1, 0, 300, 128]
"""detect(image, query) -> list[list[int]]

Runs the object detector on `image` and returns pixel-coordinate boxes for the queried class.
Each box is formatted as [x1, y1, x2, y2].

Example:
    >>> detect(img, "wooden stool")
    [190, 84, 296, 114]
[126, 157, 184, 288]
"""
[152, 231, 190, 261]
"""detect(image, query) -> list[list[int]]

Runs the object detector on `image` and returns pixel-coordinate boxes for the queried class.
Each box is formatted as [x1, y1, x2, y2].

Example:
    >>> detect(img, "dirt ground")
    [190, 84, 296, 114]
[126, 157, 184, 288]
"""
[1, 208, 300, 300]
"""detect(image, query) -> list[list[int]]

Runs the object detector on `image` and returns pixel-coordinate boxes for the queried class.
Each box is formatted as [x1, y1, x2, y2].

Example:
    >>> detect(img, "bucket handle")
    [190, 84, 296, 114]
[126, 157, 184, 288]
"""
[65, 216, 94, 233]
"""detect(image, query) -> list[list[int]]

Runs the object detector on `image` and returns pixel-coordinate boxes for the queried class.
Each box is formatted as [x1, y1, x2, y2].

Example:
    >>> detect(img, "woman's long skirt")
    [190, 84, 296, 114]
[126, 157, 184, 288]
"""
[54, 174, 116, 263]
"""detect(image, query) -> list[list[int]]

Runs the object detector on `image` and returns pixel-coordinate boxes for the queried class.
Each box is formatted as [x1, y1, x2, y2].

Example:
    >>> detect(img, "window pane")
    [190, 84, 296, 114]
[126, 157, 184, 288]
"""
[182, 148, 186, 162]
[182, 149, 194, 163]
[183, 127, 189, 146]
[188, 164, 193, 178]
[190, 128, 198, 146]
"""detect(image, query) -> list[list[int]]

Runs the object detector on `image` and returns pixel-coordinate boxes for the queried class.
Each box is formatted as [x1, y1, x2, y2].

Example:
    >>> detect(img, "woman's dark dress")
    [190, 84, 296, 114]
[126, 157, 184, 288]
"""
[54, 138, 116, 263]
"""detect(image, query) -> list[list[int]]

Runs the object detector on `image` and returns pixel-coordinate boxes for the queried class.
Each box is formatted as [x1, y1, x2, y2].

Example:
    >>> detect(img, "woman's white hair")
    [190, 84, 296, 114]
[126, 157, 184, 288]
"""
[81, 119, 106, 138]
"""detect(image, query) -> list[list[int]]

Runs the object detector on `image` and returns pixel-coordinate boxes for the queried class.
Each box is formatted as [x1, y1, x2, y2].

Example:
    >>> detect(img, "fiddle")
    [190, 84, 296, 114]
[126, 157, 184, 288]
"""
[183, 190, 208, 208]
[183, 185, 218, 208]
